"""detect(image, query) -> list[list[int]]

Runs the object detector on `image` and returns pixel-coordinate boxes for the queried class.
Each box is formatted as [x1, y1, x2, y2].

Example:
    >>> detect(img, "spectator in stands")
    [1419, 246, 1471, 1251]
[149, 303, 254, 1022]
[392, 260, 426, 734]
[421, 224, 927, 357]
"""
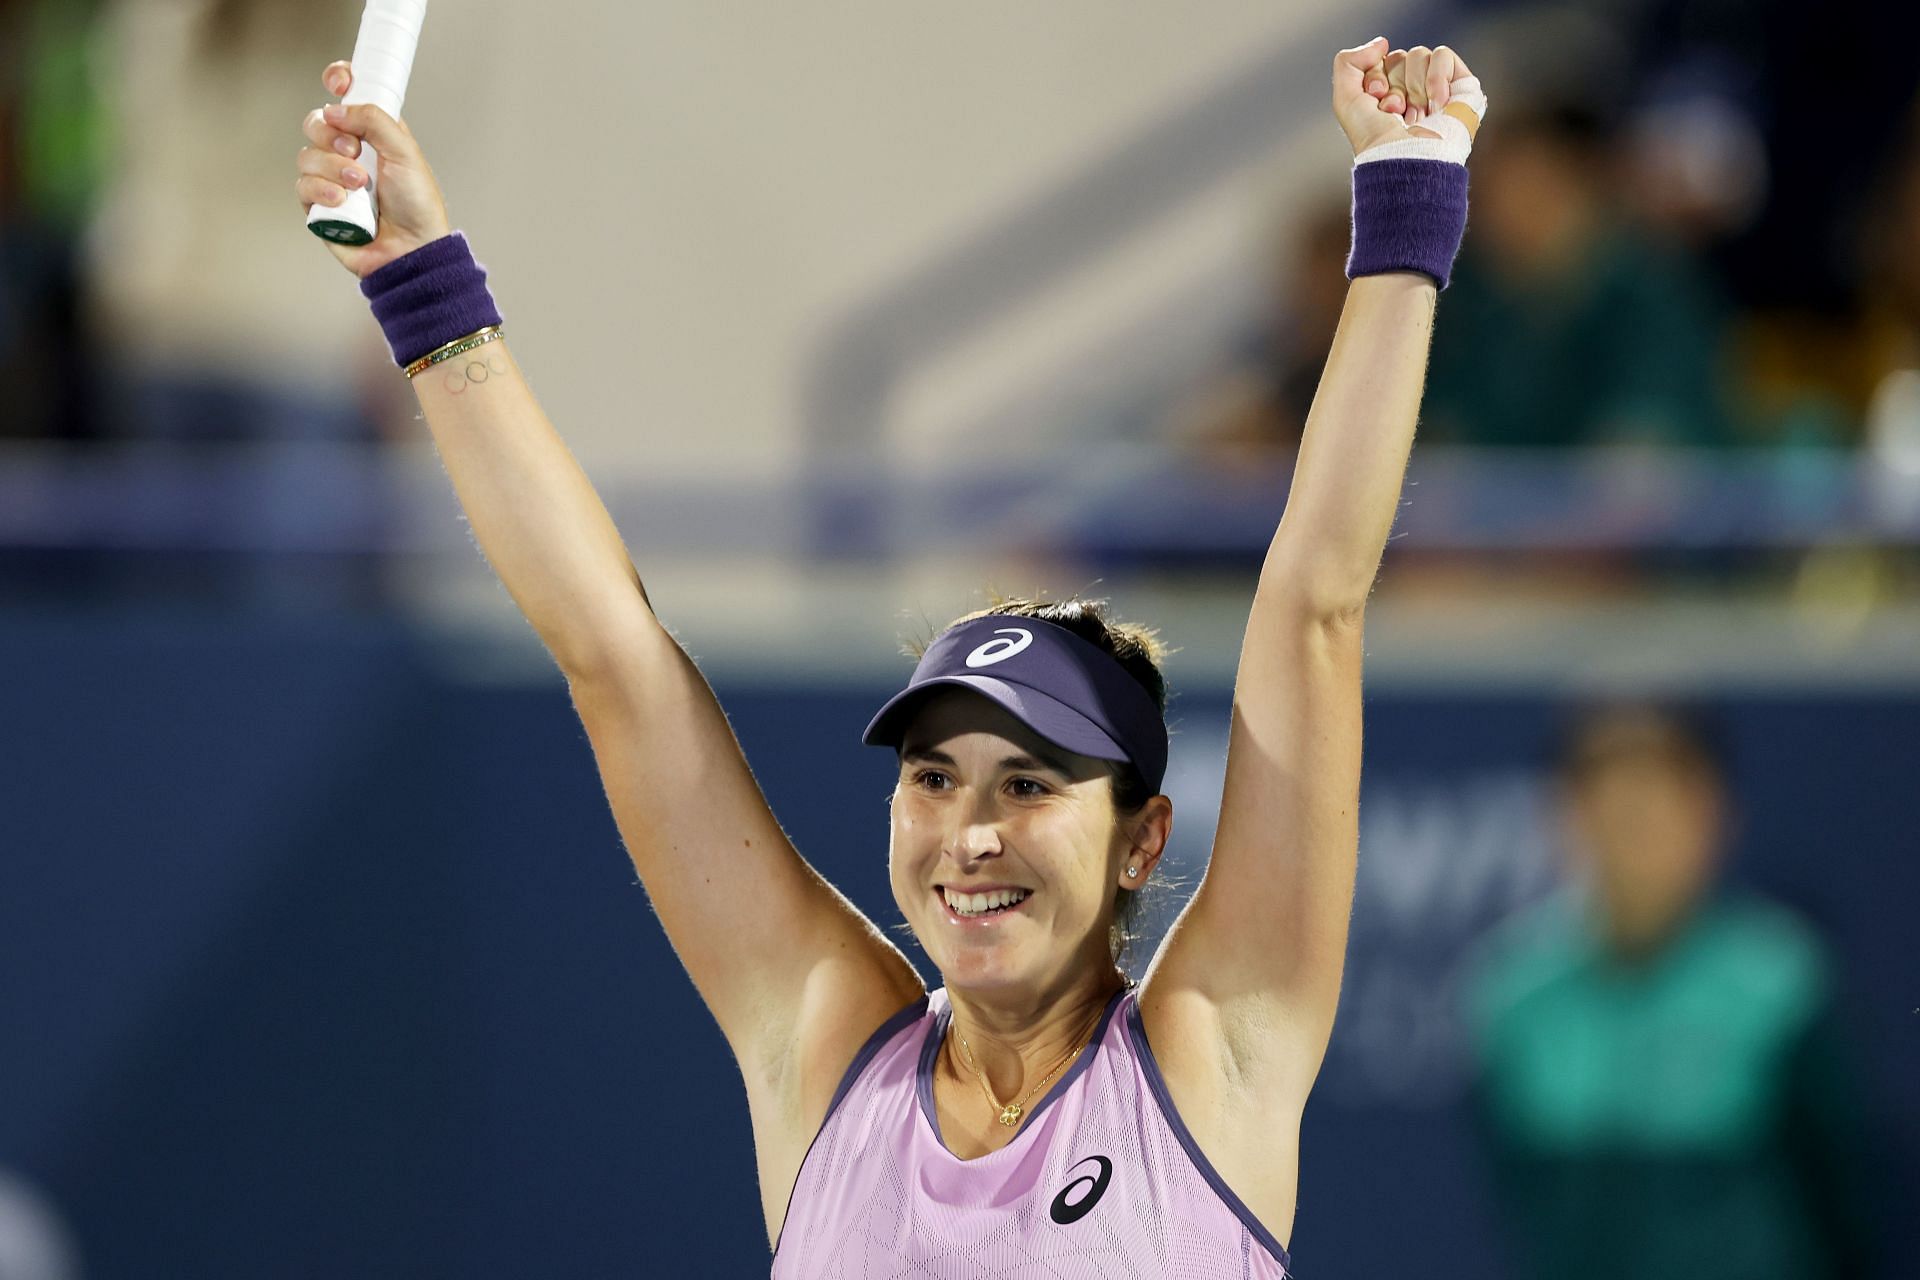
[1600, 0, 1920, 452]
[1858, 92, 1920, 477]
[84, 0, 405, 445]
[0, 0, 111, 442]
[1421, 99, 1738, 448]
[1463, 703, 1882, 1280]
[1165, 193, 1349, 465]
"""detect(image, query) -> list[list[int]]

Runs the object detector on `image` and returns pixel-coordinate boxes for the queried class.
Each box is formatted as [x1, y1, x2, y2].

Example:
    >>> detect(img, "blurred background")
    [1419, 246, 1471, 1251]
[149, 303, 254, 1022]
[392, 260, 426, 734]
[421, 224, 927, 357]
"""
[2, 0, 1915, 1275]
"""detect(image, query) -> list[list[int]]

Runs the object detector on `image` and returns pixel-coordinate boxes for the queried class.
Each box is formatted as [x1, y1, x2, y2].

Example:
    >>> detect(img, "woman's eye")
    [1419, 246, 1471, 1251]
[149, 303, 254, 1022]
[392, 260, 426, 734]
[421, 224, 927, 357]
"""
[1009, 777, 1049, 799]
[913, 769, 951, 790]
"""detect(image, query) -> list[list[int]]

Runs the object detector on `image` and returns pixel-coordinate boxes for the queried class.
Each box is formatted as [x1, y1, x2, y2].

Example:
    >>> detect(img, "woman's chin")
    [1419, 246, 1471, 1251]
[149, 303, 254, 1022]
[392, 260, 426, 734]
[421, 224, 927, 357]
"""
[931, 942, 1024, 989]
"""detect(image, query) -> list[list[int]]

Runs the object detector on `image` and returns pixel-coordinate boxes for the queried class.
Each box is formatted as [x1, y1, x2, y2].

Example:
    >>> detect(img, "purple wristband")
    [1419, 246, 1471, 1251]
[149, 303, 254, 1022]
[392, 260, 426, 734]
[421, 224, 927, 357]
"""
[1345, 158, 1470, 289]
[359, 231, 505, 368]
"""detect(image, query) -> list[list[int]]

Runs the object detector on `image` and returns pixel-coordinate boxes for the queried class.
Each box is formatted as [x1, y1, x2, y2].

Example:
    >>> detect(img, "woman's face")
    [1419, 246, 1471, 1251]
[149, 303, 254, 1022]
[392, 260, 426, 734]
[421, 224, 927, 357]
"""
[888, 689, 1140, 996]
[1565, 752, 1726, 947]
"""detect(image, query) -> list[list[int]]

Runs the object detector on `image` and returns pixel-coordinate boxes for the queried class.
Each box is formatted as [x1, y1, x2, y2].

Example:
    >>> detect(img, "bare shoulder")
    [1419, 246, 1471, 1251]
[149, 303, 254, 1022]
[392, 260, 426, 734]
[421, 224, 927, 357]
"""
[744, 957, 927, 1249]
[1134, 972, 1311, 1249]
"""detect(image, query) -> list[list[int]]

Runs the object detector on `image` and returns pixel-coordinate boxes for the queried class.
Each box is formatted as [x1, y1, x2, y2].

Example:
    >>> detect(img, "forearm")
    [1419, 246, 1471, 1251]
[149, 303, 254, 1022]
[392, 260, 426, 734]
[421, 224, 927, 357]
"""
[1263, 271, 1437, 613]
[413, 337, 657, 676]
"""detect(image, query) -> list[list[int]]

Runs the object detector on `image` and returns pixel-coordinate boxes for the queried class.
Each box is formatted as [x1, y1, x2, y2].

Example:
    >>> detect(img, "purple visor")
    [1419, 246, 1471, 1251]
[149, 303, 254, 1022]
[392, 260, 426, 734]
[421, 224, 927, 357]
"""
[862, 615, 1168, 794]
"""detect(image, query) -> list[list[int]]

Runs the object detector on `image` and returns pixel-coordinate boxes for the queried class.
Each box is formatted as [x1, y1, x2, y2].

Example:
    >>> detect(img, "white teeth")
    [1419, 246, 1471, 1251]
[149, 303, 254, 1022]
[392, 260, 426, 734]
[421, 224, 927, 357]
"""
[943, 887, 1031, 917]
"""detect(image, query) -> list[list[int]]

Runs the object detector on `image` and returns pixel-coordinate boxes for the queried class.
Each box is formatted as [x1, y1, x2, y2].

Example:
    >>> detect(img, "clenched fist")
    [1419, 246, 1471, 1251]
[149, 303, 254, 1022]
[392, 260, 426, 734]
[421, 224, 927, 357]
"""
[1332, 38, 1483, 159]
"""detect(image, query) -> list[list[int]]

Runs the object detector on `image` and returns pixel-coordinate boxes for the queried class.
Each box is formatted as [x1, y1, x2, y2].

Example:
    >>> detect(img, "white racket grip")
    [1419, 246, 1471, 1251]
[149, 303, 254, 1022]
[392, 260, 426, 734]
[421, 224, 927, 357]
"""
[306, 0, 428, 245]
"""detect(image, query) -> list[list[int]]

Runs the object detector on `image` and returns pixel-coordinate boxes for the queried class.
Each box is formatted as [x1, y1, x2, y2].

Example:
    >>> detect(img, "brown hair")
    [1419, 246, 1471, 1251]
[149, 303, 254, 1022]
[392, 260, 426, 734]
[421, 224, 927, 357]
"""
[1553, 701, 1727, 788]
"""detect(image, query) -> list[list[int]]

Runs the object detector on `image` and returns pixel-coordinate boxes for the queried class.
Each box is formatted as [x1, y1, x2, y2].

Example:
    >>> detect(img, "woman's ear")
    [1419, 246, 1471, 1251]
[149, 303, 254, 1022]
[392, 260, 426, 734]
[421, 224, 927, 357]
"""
[1120, 795, 1174, 886]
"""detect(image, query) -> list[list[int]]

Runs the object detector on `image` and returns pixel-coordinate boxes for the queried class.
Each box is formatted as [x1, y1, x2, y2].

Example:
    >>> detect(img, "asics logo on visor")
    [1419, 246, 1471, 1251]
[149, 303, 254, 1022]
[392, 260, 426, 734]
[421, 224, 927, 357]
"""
[964, 628, 1034, 668]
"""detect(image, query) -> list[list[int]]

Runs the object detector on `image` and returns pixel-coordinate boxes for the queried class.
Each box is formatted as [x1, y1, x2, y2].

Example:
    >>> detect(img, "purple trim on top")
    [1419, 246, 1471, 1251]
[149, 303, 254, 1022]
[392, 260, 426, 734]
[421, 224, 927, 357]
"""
[915, 993, 952, 1146]
[771, 990, 930, 1262]
[1024, 984, 1127, 1128]
[827, 992, 931, 1126]
[916, 985, 1129, 1156]
[1123, 996, 1294, 1276]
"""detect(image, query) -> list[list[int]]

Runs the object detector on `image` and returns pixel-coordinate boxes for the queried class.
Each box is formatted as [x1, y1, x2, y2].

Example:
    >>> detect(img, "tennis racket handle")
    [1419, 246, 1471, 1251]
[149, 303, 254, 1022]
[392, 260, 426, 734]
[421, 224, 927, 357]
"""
[305, 143, 382, 242]
[341, 0, 427, 123]
[306, 0, 424, 245]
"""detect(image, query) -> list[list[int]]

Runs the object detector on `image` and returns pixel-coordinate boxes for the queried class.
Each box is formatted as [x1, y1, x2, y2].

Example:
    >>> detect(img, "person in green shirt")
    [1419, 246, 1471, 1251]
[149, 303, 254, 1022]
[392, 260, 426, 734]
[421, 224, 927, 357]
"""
[1464, 703, 1882, 1279]
[1421, 102, 1736, 449]
[1, 0, 112, 443]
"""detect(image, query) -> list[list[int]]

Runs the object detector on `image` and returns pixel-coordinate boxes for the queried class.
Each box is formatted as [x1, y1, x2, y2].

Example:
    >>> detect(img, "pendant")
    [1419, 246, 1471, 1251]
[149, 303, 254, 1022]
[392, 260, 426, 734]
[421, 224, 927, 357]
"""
[998, 1103, 1023, 1126]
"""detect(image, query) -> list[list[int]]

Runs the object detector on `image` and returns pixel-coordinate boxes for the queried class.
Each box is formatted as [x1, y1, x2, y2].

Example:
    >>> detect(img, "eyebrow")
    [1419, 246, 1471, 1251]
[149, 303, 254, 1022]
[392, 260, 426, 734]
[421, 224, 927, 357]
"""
[901, 746, 1075, 779]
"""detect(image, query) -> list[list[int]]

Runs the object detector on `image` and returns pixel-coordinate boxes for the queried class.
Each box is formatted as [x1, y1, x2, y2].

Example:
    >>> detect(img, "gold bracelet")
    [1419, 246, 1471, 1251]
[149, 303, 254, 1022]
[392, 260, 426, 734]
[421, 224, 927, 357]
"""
[404, 325, 505, 380]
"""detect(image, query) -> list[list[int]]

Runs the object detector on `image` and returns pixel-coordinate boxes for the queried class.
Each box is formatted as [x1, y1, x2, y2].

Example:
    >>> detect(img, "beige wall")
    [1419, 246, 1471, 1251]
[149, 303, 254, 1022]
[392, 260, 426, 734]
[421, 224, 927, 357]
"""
[86, 0, 1383, 470]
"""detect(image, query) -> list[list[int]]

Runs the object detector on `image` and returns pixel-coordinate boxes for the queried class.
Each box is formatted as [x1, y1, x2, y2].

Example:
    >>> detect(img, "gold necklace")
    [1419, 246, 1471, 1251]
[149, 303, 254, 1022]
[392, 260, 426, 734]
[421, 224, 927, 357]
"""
[953, 1001, 1106, 1127]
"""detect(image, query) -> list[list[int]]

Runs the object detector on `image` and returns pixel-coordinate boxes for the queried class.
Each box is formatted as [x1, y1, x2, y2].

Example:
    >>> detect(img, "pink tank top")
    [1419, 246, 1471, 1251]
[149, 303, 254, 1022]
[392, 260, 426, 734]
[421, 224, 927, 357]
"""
[772, 985, 1293, 1278]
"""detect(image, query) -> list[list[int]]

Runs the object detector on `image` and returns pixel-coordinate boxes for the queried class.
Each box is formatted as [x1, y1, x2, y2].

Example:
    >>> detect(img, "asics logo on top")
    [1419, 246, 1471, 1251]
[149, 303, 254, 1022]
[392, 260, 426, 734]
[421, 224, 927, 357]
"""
[964, 628, 1033, 668]
[1048, 1154, 1113, 1225]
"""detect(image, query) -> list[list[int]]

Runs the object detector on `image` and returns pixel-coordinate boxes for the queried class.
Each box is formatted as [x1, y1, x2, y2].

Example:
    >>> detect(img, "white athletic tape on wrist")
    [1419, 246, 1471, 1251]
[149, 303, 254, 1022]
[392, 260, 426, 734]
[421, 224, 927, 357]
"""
[1355, 75, 1488, 168]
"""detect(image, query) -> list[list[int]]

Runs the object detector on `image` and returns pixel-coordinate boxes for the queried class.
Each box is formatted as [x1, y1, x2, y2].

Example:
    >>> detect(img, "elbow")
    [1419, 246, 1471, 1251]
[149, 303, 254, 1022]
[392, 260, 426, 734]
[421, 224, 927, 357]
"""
[548, 564, 663, 682]
[553, 607, 680, 688]
[1257, 552, 1374, 626]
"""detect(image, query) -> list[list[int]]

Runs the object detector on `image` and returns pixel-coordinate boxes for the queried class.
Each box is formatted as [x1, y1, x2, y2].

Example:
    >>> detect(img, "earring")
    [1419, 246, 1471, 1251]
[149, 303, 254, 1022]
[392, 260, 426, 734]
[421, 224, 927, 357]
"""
[1125, 865, 1139, 878]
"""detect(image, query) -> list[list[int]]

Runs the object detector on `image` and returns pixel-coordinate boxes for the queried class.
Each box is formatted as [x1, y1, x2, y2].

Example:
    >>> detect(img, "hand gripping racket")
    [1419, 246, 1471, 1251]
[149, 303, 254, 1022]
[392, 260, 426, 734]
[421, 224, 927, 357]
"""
[306, 0, 429, 246]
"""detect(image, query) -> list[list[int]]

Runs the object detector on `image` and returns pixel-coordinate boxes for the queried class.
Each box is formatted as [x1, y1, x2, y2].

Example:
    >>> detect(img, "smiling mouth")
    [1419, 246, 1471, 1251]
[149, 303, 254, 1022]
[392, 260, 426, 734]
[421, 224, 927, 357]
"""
[937, 885, 1033, 920]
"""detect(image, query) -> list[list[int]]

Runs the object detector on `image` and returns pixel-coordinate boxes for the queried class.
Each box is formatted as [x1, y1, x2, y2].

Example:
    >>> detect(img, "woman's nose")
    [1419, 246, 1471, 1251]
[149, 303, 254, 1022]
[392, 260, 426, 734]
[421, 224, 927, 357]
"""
[951, 818, 1003, 861]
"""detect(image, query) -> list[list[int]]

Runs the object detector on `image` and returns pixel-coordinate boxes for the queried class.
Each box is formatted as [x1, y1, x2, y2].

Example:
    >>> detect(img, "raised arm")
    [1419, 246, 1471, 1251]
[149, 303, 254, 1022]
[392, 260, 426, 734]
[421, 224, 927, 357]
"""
[1142, 42, 1485, 1095]
[297, 67, 923, 1106]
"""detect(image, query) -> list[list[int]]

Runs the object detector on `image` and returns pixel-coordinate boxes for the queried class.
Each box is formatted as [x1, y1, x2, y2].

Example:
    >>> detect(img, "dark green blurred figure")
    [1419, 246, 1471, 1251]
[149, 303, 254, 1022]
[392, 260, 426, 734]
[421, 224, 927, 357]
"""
[0, 0, 112, 442]
[1421, 104, 1735, 448]
[1466, 706, 1880, 1279]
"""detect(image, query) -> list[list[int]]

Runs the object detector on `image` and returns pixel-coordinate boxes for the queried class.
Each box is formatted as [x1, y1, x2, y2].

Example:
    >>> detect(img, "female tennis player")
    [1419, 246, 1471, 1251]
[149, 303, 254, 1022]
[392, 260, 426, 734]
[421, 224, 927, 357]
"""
[298, 36, 1485, 1276]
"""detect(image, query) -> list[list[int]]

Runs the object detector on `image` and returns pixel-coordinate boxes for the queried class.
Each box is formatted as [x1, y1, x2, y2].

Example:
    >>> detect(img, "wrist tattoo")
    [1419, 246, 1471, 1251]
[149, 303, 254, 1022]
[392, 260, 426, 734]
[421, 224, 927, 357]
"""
[439, 351, 512, 396]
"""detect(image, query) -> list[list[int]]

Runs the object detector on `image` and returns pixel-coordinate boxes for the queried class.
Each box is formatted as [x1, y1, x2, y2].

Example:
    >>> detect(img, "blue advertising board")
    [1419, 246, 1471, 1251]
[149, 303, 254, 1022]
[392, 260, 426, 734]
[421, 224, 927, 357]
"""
[1, 614, 1911, 1276]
